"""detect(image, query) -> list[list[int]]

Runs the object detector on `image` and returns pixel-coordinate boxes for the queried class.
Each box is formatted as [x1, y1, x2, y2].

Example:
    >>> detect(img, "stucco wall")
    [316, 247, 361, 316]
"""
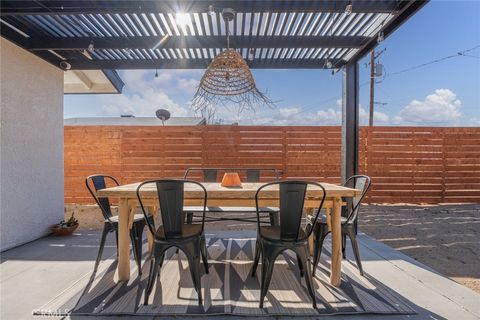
[0, 38, 64, 251]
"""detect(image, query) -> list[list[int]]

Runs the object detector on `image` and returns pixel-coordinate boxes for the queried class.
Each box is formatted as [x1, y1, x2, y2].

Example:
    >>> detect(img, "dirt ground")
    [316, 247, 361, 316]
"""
[69, 202, 480, 293]
[359, 203, 480, 293]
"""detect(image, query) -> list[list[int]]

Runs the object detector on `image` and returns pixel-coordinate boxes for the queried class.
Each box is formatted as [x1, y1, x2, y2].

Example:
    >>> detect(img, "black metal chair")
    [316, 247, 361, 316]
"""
[85, 174, 154, 275]
[251, 181, 327, 308]
[183, 167, 281, 226]
[309, 175, 371, 276]
[137, 179, 209, 306]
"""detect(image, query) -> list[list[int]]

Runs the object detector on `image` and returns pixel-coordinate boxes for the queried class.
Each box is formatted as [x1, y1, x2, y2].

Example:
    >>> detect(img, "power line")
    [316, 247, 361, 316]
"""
[240, 44, 480, 123]
[388, 45, 480, 76]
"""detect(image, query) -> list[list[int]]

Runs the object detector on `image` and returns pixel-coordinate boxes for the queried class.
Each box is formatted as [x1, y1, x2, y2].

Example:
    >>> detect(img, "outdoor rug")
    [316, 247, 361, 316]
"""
[34, 237, 416, 317]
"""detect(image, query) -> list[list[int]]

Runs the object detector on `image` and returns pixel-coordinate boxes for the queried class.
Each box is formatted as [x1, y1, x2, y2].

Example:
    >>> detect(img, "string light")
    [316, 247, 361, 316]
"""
[208, 5, 215, 16]
[345, 3, 353, 15]
[248, 48, 255, 61]
[377, 31, 384, 43]
[87, 41, 94, 53]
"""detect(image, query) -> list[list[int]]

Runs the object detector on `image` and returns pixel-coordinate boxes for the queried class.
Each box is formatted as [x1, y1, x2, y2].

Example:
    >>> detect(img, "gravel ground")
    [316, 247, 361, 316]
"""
[358, 203, 480, 293]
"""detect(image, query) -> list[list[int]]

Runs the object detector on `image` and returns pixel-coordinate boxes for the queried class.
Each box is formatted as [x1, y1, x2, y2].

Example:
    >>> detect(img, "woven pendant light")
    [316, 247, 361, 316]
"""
[191, 8, 273, 114]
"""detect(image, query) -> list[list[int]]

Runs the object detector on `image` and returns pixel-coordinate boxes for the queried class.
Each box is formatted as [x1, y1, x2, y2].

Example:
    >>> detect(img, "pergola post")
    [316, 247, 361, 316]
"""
[341, 61, 359, 185]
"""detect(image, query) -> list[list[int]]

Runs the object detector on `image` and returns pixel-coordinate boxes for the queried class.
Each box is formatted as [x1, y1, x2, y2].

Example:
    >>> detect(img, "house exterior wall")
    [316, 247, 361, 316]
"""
[0, 38, 64, 251]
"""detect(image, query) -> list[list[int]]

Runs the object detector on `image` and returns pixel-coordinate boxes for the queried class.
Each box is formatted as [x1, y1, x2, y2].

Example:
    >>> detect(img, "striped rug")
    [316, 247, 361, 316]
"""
[34, 237, 415, 317]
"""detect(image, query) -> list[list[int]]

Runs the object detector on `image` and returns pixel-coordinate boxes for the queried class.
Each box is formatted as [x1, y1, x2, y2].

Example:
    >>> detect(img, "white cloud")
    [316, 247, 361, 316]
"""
[101, 89, 187, 117]
[374, 111, 390, 123]
[98, 70, 205, 117]
[279, 107, 302, 118]
[397, 89, 462, 124]
[177, 78, 200, 94]
[316, 108, 342, 123]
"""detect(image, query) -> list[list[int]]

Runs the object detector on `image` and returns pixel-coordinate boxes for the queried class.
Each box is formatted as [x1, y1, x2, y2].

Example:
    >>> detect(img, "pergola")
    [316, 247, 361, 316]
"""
[0, 0, 428, 181]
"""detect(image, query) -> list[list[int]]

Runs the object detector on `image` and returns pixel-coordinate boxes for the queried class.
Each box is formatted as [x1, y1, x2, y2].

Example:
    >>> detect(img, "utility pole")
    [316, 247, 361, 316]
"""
[369, 50, 375, 126]
[368, 48, 386, 126]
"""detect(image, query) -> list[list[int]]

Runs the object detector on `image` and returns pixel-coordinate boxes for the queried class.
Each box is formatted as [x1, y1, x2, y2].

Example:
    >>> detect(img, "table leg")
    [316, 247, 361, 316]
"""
[117, 198, 131, 281]
[325, 208, 332, 232]
[330, 196, 342, 286]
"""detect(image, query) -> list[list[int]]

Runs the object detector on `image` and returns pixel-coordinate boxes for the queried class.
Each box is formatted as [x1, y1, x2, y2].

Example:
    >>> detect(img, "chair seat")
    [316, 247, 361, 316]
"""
[107, 214, 146, 223]
[259, 226, 307, 242]
[154, 224, 203, 240]
[184, 206, 278, 213]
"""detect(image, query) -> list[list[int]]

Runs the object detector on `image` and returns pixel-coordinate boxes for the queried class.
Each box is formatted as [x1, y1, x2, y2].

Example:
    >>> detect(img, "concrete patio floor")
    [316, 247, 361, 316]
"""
[1, 226, 479, 320]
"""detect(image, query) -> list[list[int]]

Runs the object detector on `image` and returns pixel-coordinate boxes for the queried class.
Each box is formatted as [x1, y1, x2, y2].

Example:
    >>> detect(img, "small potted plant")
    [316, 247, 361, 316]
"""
[51, 213, 79, 236]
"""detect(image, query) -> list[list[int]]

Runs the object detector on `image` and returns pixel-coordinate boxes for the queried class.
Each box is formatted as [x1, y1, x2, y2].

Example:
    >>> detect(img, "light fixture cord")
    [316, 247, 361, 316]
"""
[224, 14, 230, 49]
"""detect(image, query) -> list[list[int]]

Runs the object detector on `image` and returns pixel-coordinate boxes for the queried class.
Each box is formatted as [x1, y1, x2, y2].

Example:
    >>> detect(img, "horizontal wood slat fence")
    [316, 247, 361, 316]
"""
[65, 125, 480, 204]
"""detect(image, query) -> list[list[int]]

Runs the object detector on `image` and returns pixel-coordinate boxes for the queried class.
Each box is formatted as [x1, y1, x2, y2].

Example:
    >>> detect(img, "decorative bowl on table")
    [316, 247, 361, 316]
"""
[221, 172, 242, 187]
[51, 213, 79, 236]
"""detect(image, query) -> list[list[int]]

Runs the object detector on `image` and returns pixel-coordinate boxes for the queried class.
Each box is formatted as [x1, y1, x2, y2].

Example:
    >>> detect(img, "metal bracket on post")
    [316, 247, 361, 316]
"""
[341, 62, 359, 186]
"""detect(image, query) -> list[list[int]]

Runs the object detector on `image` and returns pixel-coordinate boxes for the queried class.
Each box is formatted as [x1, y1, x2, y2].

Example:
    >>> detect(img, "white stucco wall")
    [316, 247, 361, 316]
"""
[0, 38, 64, 251]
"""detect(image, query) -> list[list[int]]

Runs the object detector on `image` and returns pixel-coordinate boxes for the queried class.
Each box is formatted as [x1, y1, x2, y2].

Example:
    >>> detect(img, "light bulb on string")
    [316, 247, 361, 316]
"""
[377, 31, 384, 43]
[208, 5, 215, 16]
[345, 3, 353, 15]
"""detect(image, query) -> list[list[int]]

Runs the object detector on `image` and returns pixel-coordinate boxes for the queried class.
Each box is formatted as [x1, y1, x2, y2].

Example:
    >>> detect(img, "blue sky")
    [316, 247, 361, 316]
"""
[64, 0, 480, 126]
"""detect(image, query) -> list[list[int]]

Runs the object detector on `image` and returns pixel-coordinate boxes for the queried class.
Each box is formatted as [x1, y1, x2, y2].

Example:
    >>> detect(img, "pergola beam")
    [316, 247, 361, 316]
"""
[29, 35, 369, 51]
[0, 1, 403, 16]
[66, 58, 346, 70]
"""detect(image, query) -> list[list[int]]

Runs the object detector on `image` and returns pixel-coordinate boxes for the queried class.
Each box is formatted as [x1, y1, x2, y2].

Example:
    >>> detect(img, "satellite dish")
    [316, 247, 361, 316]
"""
[155, 109, 171, 126]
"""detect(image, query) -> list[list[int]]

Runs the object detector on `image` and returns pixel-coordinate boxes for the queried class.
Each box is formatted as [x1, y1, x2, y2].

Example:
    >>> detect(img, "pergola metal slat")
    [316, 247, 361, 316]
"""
[0, 0, 427, 70]
[0, 1, 404, 15]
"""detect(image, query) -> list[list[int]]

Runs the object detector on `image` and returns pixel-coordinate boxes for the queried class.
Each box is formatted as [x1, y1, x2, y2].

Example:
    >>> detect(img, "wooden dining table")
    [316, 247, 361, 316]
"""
[97, 182, 360, 287]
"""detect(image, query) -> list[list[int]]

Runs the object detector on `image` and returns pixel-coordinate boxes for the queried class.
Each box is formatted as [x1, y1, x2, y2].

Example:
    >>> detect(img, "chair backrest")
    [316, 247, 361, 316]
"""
[184, 167, 280, 182]
[85, 174, 119, 223]
[255, 181, 326, 242]
[203, 169, 218, 182]
[246, 169, 260, 182]
[343, 175, 371, 224]
[136, 179, 207, 239]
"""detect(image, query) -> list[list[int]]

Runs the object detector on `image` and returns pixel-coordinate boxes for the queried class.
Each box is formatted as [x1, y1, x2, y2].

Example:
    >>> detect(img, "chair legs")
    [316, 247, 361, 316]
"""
[130, 221, 146, 275]
[294, 246, 317, 308]
[312, 224, 330, 276]
[144, 238, 205, 306]
[200, 235, 209, 274]
[251, 238, 262, 277]
[296, 253, 304, 277]
[254, 240, 317, 309]
[259, 243, 279, 308]
[344, 226, 363, 276]
[144, 249, 164, 305]
[312, 223, 364, 276]
[185, 211, 194, 224]
[268, 211, 279, 226]
[95, 217, 154, 276]
[184, 240, 203, 306]
[93, 223, 112, 273]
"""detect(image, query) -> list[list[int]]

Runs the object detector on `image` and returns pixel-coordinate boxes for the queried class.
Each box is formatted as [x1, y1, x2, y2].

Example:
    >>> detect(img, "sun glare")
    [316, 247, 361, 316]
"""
[175, 12, 191, 33]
